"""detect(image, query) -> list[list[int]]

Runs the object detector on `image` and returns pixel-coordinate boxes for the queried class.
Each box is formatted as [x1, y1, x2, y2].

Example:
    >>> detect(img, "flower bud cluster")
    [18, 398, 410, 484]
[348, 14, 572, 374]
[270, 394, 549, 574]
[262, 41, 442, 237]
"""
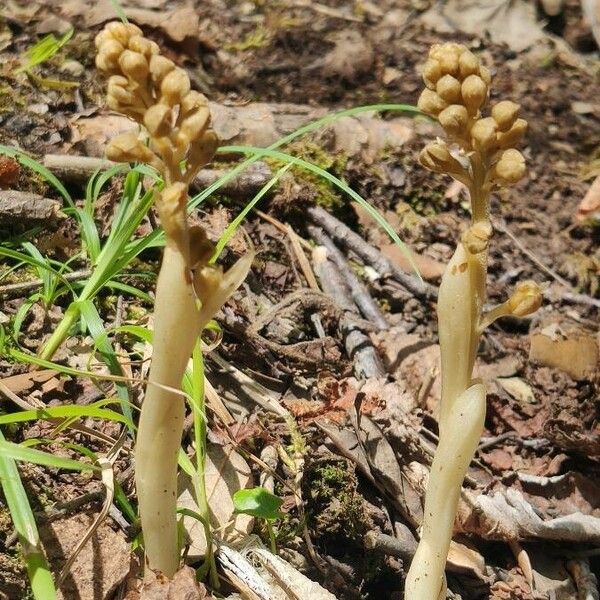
[417, 43, 527, 190]
[96, 22, 220, 266]
[95, 22, 218, 188]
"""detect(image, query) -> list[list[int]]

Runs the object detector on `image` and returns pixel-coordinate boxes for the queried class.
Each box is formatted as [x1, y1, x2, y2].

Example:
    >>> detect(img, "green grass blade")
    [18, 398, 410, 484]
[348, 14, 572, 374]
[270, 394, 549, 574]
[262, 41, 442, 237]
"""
[212, 163, 292, 260]
[221, 145, 420, 276]
[0, 402, 132, 428]
[15, 28, 74, 74]
[0, 438, 99, 471]
[77, 300, 134, 429]
[188, 103, 419, 211]
[104, 280, 152, 302]
[0, 429, 57, 600]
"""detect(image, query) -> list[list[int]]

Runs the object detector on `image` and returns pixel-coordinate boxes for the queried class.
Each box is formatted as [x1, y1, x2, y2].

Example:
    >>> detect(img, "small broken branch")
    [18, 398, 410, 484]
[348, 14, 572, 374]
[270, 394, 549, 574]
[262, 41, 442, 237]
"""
[42, 153, 274, 198]
[312, 245, 386, 378]
[0, 269, 92, 299]
[307, 205, 437, 301]
[308, 225, 388, 329]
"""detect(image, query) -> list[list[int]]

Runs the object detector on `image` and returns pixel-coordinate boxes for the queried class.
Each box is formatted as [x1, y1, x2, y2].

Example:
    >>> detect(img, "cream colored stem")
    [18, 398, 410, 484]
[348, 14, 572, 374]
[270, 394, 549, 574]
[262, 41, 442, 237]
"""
[135, 245, 201, 577]
[404, 383, 486, 599]
[437, 243, 479, 428]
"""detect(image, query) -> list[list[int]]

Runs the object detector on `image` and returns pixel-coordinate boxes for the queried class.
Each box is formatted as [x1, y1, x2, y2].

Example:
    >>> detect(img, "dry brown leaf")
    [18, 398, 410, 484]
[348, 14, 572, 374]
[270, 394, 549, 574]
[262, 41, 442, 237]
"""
[251, 548, 338, 599]
[133, 566, 210, 600]
[178, 442, 253, 560]
[529, 324, 599, 380]
[496, 377, 536, 404]
[459, 487, 600, 543]
[1, 369, 56, 395]
[40, 513, 131, 600]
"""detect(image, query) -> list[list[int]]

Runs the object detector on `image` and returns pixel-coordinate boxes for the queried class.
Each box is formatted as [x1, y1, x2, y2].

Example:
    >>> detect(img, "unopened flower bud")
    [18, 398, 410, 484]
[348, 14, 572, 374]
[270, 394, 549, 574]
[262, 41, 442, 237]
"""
[438, 105, 469, 137]
[479, 66, 492, 85]
[437, 49, 460, 76]
[492, 101, 520, 132]
[462, 221, 492, 254]
[106, 22, 141, 46]
[188, 225, 214, 269]
[160, 68, 190, 106]
[462, 75, 488, 114]
[422, 59, 442, 89]
[496, 118, 527, 149]
[160, 182, 188, 215]
[458, 50, 480, 78]
[194, 265, 223, 302]
[106, 132, 156, 164]
[180, 91, 208, 116]
[128, 35, 159, 58]
[144, 104, 172, 137]
[436, 75, 462, 103]
[506, 281, 542, 316]
[418, 88, 447, 116]
[149, 55, 175, 84]
[119, 50, 149, 81]
[180, 107, 211, 142]
[107, 75, 135, 105]
[187, 131, 219, 168]
[95, 30, 110, 49]
[96, 39, 124, 71]
[471, 117, 498, 152]
[494, 149, 526, 184]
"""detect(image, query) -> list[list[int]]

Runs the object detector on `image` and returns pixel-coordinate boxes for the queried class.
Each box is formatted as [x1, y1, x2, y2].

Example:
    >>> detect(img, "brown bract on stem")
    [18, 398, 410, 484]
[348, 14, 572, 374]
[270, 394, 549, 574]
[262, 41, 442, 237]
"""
[404, 43, 542, 600]
[95, 22, 252, 579]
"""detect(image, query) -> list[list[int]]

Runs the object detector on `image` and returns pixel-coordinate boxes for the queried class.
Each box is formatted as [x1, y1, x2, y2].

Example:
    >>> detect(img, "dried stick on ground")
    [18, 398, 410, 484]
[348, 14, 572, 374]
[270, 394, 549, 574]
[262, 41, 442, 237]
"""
[42, 153, 273, 198]
[312, 245, 386, 378]
[0, 269, 92, 299]
[307, 205, 437, 301]
[308, 225, 388, 329]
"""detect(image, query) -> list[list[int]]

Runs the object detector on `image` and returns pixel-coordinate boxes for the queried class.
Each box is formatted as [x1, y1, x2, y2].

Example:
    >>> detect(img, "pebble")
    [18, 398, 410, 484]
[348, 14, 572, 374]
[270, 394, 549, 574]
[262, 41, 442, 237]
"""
[60, 59, 84, 77]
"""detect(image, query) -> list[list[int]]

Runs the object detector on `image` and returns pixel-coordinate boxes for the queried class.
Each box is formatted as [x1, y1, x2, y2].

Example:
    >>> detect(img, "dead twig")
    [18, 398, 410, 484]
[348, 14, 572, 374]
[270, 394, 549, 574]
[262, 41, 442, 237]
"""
[0, 269, 92, 299]
[42, 154, 273, 198]
[312, 246, 386, 378]
[307, 205, 437, 301]
[308, 225, 388, 329]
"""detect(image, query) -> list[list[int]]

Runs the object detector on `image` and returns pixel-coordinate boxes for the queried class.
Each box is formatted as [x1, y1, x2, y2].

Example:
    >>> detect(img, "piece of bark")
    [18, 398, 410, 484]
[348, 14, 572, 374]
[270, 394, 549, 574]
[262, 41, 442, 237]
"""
[364, 530, 417, 562]
[312, 245, 386, 379]
[308, 225, 388, 329]
[307, 205, 437, 301]
[0, 190, 62, 223]
[42, 154, 274, 198]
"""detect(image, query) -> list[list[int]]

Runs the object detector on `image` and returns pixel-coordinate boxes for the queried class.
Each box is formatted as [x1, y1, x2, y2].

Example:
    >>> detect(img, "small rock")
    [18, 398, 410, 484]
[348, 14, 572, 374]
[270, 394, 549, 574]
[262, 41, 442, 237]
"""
[319, 30, 374, 81]
[571, 101, 595, 114]
[60, 59, 85, 77]
[27, 103, 49, 115]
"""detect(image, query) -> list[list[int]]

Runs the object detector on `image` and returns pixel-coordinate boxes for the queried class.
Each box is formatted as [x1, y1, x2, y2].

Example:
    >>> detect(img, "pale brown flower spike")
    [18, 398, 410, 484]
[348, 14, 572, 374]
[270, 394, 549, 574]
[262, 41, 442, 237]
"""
[405, 44, 541, 600]
[96, 22, 218, 267]
[417, 43, 527, 221]
[95, 23, 253, 578]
